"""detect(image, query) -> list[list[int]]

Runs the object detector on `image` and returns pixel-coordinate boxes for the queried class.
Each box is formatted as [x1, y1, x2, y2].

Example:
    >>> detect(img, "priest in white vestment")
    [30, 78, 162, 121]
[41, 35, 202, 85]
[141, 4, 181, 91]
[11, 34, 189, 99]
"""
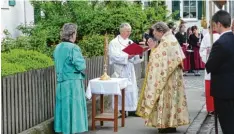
[109, 23, 144, 117]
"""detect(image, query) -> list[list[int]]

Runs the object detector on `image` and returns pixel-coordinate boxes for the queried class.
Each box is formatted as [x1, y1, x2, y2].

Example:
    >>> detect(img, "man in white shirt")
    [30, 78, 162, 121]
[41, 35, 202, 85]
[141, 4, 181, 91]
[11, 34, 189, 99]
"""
[200, 26, 220, 114]
[109, 23, 144, 117]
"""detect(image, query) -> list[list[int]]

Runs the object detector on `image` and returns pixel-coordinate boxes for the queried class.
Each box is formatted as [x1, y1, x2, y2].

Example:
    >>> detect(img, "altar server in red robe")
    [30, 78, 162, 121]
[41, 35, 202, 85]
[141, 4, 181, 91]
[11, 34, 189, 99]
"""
[189, 26, 204, 76]
[175, 24, 190, 75]
[199, 26, 220, 113]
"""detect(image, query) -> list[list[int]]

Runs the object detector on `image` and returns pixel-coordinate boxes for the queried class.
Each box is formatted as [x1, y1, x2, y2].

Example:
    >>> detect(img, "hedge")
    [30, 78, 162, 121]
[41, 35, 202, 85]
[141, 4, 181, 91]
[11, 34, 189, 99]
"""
[1, 49, 54, 77]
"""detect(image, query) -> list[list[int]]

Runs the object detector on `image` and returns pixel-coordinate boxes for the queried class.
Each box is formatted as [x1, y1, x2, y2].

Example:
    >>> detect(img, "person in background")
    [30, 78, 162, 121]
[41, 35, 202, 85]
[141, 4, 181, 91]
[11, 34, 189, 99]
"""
[175, 24, 190, 76]
[139, 28, 156, 61]
[186, 27, 193, 47]
[199, 25, 220, 114]
[137, 22, 189, 133]
[187, 27, 193, 38]
[109, 23, 144, 118]
[167, 21, 176, 35]
[53, 23, 88, 134]
[188, 26, 204, 76]
[206, 10, 234, 134]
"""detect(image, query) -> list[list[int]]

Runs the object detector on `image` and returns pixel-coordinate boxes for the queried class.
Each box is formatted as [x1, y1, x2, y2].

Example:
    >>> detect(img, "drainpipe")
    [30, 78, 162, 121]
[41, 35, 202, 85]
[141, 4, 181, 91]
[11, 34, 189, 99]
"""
[24, 0, 26, 26]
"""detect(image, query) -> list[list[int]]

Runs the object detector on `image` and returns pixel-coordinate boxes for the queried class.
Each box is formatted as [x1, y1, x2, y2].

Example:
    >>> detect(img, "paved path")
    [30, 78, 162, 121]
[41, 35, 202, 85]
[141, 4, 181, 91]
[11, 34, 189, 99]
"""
[198, 114, 223, 134]
[84, 72, 206, 134]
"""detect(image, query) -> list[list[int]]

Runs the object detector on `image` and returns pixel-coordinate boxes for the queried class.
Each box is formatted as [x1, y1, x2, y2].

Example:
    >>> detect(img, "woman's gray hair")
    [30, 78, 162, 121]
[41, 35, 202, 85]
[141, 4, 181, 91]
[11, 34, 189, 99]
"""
[119, 23, 131, 32]
[60, 23, 77, 41]
[152, 22, 170, 33]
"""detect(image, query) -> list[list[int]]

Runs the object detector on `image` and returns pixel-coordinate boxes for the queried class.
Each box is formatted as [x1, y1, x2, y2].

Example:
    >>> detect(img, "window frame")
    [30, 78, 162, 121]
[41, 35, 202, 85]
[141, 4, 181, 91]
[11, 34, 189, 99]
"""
[1, 0, 9, 9]
[180, 0, 198, 21]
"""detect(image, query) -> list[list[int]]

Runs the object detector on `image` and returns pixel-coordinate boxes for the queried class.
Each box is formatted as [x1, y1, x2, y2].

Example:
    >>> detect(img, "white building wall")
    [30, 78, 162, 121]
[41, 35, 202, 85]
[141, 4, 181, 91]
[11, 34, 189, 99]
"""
[230, 1, 234, 18]
[164, 0, 231, 33]
[1, 0, 34, 38]
[165, 0, 172, 16]
[205, 1, 223, 27]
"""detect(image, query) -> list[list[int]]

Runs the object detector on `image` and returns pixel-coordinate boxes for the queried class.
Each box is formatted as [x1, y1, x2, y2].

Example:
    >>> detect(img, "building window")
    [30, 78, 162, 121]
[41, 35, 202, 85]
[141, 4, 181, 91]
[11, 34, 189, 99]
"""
[9, 0, 16, 7]
[183, 0, 197, 19]
[1, 0, 9, 9]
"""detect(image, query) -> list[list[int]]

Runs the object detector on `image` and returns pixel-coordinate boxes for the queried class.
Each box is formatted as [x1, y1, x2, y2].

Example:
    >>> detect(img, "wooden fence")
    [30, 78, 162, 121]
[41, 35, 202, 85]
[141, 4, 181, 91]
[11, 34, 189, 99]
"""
[1, 56, 144, 134]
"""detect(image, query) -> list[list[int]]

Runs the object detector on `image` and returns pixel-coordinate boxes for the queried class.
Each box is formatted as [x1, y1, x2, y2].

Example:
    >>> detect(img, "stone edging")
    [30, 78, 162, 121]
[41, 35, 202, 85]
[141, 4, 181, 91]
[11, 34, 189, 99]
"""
[18, 118, 54, 134]
[186, 104, 208, 134]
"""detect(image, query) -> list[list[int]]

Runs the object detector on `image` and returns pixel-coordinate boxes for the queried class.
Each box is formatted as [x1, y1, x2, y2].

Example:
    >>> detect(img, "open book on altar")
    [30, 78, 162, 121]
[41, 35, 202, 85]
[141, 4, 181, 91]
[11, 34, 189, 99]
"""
[122, 43, 149, 55]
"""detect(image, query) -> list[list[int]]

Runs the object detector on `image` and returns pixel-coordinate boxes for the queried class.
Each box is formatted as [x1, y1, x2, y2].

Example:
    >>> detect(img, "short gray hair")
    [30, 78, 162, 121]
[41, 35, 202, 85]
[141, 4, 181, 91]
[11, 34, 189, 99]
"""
[119, 23, 131, 32]
[60, 23, 77, 41]
[152, 22, 170, 33]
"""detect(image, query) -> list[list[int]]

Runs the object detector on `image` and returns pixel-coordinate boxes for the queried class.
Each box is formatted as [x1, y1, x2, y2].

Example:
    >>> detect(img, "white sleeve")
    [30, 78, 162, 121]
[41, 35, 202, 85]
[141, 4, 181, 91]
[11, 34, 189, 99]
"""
[129, 55, 144, 64]
[199, 34, 208, 63]
[109, 41, 128, 65]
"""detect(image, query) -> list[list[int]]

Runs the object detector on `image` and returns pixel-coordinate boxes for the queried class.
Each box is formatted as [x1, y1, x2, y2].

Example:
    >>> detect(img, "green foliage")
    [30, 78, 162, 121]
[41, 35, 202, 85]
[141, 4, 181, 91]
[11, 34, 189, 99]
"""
[30, 1, 174, 40]
[79, 34, 114, 58]
[2, 1, 175, 58]
[1, 49, 54, 76]
[1, 28, 55, 57]
[1, 62, 26, 77]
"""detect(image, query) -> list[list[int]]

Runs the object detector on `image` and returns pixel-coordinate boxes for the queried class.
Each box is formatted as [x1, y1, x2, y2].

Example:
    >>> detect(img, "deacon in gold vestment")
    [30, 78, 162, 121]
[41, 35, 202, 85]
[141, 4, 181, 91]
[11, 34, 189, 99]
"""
[136, 22, 190, 133]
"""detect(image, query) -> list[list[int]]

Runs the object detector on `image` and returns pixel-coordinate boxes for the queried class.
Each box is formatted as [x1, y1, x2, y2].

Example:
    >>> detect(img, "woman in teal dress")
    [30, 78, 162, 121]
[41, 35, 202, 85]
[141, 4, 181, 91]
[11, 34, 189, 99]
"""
[53, 23, 88, 134]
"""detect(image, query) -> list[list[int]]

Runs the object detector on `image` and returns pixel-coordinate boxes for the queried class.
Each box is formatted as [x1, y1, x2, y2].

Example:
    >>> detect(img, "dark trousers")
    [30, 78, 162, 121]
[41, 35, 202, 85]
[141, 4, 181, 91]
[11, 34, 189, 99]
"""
[190, 52, 195, 71]
[214, 98, 234, 134]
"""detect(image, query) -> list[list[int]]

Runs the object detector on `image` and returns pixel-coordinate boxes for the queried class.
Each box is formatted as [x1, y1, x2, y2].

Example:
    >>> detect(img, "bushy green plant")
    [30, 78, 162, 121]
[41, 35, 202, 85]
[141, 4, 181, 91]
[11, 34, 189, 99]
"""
[1, 49, 54, 76]
[28, 1, 174, 43]
[1, 28, 55, 57]
[2, 1, 176, 58]
[1, 62, 26, 77]
[79, 34, 114, 58]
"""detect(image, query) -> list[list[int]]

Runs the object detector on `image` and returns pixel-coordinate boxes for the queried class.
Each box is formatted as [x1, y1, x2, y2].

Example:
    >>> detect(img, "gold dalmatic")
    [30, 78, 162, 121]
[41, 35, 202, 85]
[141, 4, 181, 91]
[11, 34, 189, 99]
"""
[136, 32, 190, 128]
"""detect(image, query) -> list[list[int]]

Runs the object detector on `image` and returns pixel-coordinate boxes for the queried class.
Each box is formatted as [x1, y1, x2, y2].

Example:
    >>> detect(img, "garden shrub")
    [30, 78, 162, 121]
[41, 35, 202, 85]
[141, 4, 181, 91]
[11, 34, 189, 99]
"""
[1, 62, 26, 77]
[1, 29, 55, 57]
[79, 34, 114, 58]
[1, 49, 54, 76]
[1, 1, 178, 59]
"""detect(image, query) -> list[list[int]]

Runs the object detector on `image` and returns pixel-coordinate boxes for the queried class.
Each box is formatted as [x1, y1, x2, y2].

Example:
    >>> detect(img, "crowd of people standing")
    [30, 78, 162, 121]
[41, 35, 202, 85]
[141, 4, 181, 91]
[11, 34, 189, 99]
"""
[175, 22, 205, 76]
[52, 10, 234, 134]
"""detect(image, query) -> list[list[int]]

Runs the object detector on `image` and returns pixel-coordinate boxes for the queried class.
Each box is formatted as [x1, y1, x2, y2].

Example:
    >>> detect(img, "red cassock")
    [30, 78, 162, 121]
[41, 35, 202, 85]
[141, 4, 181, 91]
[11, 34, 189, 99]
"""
[205, 80, 214, 112]
[182, 46, 191, 71]
[193, 47, 205, 69]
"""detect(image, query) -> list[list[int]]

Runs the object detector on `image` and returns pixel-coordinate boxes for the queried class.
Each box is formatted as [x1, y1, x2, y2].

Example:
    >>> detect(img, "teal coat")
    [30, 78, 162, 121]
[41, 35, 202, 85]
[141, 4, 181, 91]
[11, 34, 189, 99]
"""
[53, 42, 88, 134]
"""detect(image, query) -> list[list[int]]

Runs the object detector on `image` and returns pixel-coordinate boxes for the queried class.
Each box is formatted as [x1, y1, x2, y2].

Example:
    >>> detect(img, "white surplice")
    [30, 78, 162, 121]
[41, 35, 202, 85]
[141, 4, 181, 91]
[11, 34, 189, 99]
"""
[109, 35, 143, 111]
[199, 32, 220, 80]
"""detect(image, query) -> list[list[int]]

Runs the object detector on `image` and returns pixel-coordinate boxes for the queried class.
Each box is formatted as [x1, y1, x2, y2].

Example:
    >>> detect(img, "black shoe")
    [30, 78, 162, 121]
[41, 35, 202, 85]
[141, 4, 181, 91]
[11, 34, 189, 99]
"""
[118, 111, 127, 118]
[188, 70, 195, 73]
[194, 70, 200, 76]
[158, 128, 176, 133]
[128, 111, 140, 117]
[208, 111, 214, 115]
[168, 128, 176, 133]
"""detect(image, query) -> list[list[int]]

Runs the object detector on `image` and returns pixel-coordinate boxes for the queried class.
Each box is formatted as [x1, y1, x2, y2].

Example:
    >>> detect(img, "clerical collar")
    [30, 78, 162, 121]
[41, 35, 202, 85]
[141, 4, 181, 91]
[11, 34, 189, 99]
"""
[118, 35, 129, 47]
[118, 35, 128, 41]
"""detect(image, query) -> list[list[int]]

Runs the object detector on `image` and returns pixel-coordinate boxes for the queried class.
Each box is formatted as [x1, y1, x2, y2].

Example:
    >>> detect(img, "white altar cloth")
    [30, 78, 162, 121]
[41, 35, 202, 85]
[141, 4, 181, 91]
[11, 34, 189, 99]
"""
[86, 78, 128, 99]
